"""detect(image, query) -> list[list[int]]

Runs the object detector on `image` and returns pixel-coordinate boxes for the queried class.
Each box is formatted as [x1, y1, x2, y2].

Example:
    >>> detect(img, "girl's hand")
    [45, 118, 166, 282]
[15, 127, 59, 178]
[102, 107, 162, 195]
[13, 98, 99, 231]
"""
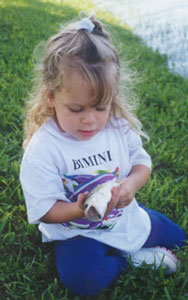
[106, 165, 151, 212]
[105, 178, 137, 215]
[78, 166, 150, 219]
[77, 192, 89, 211]
[105, 185, 121, 216]
[117, 179, 137, 208]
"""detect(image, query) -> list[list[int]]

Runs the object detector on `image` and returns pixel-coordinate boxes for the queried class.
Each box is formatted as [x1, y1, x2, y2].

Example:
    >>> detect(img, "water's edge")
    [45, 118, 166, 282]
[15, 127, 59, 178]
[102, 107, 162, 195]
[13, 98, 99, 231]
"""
[94, 0, 188, 78]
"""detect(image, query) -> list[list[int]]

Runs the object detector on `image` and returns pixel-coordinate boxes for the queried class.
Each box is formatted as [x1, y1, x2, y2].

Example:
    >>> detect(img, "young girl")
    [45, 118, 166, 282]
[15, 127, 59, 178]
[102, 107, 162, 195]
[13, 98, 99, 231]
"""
[20, 16, 186, 297]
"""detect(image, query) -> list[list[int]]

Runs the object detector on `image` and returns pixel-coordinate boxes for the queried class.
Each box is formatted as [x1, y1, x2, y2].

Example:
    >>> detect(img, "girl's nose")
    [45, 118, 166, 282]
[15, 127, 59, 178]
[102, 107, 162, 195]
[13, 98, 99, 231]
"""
[82, 109, 96, 124]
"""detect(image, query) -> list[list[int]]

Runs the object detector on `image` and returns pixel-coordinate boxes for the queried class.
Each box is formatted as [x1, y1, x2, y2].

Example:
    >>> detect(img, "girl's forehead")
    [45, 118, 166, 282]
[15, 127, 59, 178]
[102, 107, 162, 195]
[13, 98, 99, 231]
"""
[57, 70, 95, 105]
[59, 64, 115, 105]
[63, 74, 92, 97]
[63, 71, 89, 92]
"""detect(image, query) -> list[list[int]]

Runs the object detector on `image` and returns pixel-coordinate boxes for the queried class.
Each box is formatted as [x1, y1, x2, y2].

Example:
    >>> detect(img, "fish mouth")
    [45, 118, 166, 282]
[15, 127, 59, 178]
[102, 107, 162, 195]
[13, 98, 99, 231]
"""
[85, 205, 102, 222]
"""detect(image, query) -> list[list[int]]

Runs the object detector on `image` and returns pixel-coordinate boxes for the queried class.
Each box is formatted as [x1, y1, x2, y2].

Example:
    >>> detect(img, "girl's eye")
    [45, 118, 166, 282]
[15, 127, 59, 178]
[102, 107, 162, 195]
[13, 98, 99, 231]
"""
[68, 107, 83, 113]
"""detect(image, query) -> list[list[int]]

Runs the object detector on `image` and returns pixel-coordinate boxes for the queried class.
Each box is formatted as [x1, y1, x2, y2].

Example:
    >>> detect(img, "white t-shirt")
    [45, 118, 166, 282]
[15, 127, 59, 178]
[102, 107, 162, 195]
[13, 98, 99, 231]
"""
[20, 117, 152, 252]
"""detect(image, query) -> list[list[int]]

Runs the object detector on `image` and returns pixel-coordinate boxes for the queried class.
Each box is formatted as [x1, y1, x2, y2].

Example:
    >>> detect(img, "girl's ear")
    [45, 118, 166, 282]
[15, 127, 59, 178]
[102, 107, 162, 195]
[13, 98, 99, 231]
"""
[45, 91, 54, 108]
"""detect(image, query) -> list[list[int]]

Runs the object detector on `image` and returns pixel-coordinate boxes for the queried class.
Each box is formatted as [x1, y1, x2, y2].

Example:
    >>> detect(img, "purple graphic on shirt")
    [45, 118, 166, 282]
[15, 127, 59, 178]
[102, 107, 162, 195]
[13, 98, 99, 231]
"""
[61, 167, 123, 230]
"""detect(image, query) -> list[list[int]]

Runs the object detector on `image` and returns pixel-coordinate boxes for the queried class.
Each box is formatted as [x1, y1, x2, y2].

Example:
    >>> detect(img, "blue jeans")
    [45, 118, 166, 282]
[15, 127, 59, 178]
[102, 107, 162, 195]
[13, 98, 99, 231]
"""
[55, 206, 186, 297]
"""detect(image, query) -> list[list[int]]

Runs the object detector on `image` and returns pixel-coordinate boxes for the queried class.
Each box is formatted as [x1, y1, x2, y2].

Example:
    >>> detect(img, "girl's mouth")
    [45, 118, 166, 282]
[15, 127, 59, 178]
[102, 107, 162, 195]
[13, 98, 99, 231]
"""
[79, 130, 96, 137]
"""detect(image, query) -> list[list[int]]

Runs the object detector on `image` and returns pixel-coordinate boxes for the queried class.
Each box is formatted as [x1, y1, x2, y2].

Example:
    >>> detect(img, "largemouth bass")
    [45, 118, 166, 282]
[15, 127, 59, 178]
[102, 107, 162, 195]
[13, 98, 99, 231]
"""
[83, 179, 118, 222]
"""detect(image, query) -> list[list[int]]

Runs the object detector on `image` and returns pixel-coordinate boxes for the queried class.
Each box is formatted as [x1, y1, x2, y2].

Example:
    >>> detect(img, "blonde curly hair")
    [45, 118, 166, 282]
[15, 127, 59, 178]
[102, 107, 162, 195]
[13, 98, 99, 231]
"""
[23, 16, 148, 149]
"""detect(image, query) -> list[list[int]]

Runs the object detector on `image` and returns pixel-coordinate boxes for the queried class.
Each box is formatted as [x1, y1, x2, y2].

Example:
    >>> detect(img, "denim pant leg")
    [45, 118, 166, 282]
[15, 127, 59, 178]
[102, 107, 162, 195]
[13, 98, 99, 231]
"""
[55, 236, 128, 297]
[140, 205, 186, 249]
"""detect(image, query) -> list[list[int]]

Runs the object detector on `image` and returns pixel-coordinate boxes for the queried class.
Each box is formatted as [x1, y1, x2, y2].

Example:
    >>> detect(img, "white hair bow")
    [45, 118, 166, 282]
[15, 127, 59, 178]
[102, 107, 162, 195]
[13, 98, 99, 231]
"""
[76, 18, 95, 33]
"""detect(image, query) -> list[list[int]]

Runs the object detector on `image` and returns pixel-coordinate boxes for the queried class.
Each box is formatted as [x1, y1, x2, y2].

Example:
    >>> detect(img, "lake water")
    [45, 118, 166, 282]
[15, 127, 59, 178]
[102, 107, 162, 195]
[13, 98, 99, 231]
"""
[93, 0, 188, 78]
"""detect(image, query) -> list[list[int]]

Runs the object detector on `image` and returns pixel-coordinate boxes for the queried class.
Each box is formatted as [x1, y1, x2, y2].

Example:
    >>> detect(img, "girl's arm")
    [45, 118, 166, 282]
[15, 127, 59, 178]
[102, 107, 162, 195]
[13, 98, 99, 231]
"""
[106, 164, 151, 213]
[40, 192, 88, 223]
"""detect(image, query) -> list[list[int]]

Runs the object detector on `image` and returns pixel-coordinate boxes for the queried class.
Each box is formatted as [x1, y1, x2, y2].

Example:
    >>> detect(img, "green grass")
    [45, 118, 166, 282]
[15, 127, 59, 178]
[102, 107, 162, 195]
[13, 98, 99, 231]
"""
[0, 0, 188, 299]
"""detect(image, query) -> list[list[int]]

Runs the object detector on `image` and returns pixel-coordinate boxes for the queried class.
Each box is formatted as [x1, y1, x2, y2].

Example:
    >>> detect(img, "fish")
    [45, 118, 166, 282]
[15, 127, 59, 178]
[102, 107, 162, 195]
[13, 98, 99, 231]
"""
[83, 179, 119, 222]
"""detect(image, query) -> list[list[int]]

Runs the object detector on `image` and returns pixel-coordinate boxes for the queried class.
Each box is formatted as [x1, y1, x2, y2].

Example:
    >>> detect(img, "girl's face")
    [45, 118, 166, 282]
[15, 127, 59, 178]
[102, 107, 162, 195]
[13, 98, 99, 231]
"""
[47, 71, 111, 141]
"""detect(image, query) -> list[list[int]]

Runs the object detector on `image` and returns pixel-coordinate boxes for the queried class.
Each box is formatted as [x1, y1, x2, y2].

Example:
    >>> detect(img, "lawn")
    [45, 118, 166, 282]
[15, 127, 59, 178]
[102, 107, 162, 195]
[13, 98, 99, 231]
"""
[0, 0, 188, 299]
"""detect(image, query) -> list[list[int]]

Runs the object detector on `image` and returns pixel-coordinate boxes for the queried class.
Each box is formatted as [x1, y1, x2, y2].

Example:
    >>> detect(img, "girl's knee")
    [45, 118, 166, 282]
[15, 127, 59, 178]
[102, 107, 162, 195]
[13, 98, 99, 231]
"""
[57, 255, 127, 297]
[55, 237, 127, 296]
[59, 262, 109, 296]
